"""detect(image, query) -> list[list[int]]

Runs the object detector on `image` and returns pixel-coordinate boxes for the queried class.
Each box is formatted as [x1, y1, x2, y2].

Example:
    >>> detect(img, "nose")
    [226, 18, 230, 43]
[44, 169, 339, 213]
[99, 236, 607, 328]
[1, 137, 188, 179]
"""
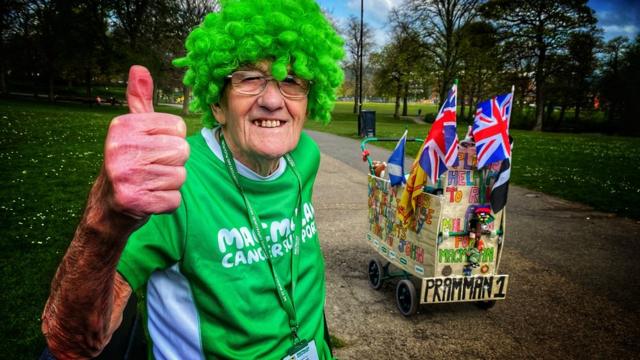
[256, 80, 285, 111]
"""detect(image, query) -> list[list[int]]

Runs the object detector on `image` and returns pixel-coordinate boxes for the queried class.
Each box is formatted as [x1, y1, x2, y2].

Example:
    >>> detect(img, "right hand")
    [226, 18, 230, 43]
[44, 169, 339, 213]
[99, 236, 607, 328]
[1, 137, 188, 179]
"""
[103, 65, 189, 219]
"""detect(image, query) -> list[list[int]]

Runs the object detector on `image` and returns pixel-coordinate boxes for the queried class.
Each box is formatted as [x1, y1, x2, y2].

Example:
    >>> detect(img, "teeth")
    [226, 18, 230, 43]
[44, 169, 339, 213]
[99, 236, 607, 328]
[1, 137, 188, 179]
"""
[255, 120, 282, 128]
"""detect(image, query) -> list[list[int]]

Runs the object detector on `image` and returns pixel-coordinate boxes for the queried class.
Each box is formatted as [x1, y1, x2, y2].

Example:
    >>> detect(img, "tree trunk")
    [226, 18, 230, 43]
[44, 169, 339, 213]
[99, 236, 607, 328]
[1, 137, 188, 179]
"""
[545, 102, 554, 127]
[556, 104, 566, 131]
[574, 104, 581, 123]
[33, 76, 39, 99]
[182, 85, 190, 116]
[0, 63, 6, 95]
[402, 82, 409, 116]
[394, 81, 401, 119]
[468, 93, 475, 123]
[48, 72, 54, 102]
[533, 44, 546, 131]
[353, 70, 359, 114]
[439, 80, 447, 110]
[607, 102, 616, 127]
[85, 67, 92, 97]
[154, 86, 159, 107]
[460, 86, 466, 122]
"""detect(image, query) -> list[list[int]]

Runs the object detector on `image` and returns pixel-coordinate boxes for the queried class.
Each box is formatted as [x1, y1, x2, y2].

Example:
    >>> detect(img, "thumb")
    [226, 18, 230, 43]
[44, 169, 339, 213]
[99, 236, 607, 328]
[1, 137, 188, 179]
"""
[127, 65, 154, 114]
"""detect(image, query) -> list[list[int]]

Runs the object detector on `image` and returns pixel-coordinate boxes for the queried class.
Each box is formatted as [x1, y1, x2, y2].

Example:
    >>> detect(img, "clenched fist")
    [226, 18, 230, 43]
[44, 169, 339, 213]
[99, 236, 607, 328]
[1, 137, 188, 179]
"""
[103, 65, 189, 220]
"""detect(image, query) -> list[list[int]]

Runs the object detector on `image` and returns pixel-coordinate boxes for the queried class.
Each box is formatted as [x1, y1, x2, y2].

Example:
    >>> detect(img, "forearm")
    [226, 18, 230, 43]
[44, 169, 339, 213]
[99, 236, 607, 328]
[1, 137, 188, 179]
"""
[42, 172, 140, 359]
[42, 66, 188, 358]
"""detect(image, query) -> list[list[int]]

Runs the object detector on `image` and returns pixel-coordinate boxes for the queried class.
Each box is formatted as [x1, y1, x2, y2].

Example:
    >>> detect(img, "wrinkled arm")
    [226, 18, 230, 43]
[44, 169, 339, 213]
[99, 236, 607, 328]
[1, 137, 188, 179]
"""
[41, 172, 139, 359]
[41, 65, 188, 359]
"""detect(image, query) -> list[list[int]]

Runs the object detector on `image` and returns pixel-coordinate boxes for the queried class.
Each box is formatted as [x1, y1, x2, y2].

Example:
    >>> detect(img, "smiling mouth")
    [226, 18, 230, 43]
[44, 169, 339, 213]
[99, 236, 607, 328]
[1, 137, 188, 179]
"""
[253, 119, 285, 128]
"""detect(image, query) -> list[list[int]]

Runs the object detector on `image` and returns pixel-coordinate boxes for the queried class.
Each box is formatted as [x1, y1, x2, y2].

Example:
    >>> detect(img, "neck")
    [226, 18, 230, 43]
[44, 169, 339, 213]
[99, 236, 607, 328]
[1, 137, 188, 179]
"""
[243, 157, 279, 177]
[219, 128, 279, 177]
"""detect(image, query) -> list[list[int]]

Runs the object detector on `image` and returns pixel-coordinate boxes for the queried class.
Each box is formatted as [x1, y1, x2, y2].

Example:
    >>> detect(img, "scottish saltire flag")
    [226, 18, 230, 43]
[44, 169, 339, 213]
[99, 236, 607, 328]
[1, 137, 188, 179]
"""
[387, 129, 408, 186]
[472, 93, 512, 169]
[490, 136, 514, 213]
[419, 84, 459, 183]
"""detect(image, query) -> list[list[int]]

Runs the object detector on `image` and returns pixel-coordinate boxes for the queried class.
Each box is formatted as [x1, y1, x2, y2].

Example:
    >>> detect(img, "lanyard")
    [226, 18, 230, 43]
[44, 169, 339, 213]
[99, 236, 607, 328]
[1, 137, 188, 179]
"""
[219, 132, 304, 343]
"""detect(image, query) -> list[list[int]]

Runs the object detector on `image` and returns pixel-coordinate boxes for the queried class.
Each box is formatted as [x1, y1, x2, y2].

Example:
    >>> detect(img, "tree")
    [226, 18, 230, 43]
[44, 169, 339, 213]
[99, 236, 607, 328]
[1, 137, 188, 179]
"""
[481, 0, 597, 131]
[0, 0, 26, 94]
[598, 36, 640, 134]
[371, 36, 433, 119]
[565, 31, 600, 124]
[2, 0, 38, 96]
[370, 43, 403, 118]
[456, 21, 503, 123]
[619, 36, 640, 134]
[403, 0, 480, 108]
[342, 15, 375, 114]
[28, 0, 60, 101]
[538, 32, 599, 130]
[110, 0, 176, 104]
[168, 0, 220, 115]
[622, 35, 640, 134]
[62, 0, 112, 98]
[389, 9, 432, 117]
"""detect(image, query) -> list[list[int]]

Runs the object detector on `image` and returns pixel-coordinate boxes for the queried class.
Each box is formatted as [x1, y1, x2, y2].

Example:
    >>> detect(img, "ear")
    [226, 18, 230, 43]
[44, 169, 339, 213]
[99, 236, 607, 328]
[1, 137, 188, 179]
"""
[210, 103, 226, 126]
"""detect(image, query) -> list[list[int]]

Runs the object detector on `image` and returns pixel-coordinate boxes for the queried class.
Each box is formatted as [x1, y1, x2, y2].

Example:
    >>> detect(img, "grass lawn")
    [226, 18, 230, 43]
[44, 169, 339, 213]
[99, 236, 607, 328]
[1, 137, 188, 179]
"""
[0, 98, 638, 356]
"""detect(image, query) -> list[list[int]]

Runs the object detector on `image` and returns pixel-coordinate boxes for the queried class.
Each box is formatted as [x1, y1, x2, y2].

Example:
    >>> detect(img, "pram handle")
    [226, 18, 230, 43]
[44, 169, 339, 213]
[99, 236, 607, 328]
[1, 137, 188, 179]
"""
[360, 137, 424, 176]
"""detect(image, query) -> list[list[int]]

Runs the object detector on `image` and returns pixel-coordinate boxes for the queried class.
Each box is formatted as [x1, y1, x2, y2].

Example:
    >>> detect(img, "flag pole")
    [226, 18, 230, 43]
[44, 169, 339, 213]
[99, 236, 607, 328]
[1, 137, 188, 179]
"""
[509, 84, 515, 148]
[510, 85, 515, 116]
[511, 85, 515, 113]
[452, 79, 459, 106]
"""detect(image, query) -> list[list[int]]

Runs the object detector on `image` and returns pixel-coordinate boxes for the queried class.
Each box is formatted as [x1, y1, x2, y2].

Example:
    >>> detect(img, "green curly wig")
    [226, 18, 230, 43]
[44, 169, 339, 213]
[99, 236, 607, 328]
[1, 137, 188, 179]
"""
[172, 0, 345, 128]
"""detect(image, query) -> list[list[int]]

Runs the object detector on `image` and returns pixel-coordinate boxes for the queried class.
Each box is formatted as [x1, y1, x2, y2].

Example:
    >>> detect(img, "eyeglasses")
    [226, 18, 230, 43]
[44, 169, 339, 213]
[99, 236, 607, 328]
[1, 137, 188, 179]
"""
[226, 71, 310, 100]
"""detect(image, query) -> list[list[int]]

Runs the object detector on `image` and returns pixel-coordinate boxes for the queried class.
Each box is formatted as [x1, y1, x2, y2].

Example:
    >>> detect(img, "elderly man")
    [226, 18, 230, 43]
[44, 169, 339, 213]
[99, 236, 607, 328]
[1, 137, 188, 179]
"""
[41, 0, 344, 358]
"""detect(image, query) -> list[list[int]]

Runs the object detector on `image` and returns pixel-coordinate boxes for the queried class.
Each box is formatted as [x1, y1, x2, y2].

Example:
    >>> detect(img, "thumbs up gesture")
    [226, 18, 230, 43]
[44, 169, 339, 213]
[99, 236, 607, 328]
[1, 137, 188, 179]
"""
[102, 65, 189, 220]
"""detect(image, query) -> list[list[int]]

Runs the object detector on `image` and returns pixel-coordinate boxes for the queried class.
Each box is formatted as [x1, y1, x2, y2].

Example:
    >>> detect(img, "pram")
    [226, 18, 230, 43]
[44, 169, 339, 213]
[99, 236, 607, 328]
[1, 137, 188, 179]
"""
[362, 137, 509, 316]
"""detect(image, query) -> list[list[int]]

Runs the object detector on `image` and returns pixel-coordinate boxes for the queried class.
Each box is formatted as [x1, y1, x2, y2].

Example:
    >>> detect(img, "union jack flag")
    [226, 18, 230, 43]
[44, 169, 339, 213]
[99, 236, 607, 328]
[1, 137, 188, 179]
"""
[472, 93, 512, 169]
[419, 84, 459, 183]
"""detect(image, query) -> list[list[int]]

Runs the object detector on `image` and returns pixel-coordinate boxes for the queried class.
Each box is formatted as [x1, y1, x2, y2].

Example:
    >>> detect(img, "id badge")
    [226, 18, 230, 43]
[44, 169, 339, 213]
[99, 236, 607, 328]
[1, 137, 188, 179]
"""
[282, 340, 319, 360]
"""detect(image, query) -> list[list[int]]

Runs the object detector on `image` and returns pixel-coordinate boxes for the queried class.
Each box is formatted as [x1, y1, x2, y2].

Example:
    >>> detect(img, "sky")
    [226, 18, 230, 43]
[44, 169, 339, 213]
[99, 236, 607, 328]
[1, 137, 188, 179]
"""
[316, 0, 640, 49]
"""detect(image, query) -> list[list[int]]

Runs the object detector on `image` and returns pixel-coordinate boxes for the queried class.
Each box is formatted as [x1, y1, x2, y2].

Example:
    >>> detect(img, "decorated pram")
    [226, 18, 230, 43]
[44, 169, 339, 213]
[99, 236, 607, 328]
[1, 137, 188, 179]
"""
[362, 138, 510, 316]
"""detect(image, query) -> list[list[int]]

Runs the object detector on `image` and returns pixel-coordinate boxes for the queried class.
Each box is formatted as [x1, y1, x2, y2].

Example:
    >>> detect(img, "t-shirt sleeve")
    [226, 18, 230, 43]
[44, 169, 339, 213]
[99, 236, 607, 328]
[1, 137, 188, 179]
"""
[116, 202, 186, 291]
[295, 132, 321, 180]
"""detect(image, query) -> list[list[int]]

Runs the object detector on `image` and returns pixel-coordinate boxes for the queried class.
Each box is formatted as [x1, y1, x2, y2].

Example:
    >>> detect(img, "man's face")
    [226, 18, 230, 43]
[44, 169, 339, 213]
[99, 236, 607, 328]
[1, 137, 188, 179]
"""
[212, 61, 308, 172]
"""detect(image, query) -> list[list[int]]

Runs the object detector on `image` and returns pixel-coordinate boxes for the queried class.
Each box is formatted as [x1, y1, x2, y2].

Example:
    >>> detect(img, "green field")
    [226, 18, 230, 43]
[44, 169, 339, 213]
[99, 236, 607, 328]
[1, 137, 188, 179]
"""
[0, 98, 638, 356]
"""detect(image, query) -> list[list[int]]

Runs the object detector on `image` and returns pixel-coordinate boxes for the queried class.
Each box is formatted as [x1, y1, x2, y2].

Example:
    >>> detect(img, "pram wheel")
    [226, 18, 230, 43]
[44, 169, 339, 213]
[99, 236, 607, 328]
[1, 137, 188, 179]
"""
[475, 300, 497, 310]
[396, 279, 418, 316]
[368, 258, 384, 290]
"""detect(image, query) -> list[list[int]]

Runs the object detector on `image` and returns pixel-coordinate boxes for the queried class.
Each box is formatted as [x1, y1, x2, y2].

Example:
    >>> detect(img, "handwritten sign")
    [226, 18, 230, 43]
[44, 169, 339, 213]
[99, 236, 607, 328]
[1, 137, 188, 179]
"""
[421, 275, 509, 304]
[367, 175, 440, 276]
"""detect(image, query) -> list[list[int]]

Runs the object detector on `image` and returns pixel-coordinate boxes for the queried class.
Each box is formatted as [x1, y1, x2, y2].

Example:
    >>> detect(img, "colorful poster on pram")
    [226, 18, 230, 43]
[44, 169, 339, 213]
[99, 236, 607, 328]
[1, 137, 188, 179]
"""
[367, 176, 439, 277]
[436, 144, 505, 277]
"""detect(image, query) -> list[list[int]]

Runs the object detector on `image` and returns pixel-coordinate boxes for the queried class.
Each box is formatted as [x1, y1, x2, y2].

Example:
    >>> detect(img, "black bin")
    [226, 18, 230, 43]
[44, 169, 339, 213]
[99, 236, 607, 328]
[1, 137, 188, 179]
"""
[359, 110, 376, 137]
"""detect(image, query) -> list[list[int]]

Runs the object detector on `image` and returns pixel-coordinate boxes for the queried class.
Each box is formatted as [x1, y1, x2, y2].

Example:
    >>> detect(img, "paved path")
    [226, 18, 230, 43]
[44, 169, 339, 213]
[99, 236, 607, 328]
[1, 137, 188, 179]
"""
[306, 130, 640, 359]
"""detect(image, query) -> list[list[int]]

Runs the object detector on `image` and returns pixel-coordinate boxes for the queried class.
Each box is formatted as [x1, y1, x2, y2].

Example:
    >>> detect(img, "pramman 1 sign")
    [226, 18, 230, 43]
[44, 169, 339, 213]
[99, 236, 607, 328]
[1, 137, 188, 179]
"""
[421, 275, 509, 304]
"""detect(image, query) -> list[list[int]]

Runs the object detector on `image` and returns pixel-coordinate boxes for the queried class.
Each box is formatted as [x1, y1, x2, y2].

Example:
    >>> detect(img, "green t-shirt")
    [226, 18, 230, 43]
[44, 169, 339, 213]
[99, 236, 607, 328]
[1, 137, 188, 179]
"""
[117, 129, 329, 360]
